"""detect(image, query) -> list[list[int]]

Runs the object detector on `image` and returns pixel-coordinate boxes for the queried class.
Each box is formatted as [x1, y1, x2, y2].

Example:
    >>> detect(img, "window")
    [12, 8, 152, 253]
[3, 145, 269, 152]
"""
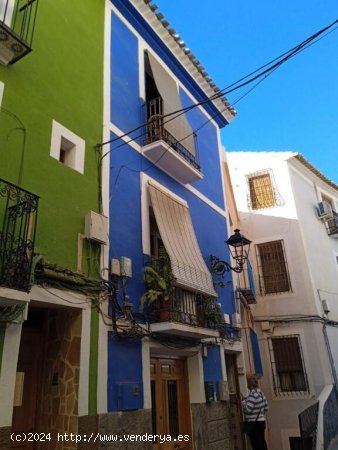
[248, 170, 276, 209]
[149, 208, 164, 258]
[146, 179, 216, 296]
[321, 193, 334, 209]
[270, 336, 308, 395]
[256, 240, 291, 295]
[50, 120, 85, 174]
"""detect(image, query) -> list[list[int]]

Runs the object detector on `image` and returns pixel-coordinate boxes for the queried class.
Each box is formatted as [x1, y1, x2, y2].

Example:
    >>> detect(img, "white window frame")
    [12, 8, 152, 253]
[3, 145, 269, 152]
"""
[50, 120, 85, 174]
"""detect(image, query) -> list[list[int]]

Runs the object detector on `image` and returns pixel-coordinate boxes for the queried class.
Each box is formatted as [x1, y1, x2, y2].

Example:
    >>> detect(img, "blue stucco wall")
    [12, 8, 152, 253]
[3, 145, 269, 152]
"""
[250, 329, 263, 375]
[203, 346, 223, 400]
[108, 333, 143, 411]
[108, 6, 234, 411]
[111, 13, 142, 141]
[180, 88, 225, 209]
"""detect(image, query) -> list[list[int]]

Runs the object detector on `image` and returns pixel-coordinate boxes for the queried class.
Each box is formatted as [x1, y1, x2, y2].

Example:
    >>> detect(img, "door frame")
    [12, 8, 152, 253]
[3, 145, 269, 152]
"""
[150, 355, 192, 449]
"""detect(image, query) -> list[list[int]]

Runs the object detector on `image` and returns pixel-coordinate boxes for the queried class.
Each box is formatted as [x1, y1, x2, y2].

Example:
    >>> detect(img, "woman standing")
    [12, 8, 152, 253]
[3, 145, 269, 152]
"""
[242, 376, 269, 450]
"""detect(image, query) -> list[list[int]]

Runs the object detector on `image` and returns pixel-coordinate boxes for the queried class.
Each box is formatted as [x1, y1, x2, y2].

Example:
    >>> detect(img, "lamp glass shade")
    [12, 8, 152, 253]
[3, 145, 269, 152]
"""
[226, 229, 251, 264]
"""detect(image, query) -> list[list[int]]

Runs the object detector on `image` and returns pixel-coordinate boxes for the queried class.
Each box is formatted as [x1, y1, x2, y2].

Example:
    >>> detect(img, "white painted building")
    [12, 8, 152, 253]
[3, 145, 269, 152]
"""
[227, 151, 338, 450]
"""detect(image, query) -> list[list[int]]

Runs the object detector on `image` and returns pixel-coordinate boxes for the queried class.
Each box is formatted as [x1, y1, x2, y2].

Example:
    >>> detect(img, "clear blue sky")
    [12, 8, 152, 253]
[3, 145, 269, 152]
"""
[154, 0, 338, 183]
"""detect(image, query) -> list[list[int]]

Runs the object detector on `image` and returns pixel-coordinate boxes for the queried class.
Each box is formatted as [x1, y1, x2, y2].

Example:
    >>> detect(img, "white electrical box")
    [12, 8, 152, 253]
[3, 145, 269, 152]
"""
[111, 259, 121, 276]
[120, 257, 132, 278]
[223, 313, 231, 325]
[261, 321, 271, 332]
[231, 312, 241, 328]
[84, 211, 108, 244]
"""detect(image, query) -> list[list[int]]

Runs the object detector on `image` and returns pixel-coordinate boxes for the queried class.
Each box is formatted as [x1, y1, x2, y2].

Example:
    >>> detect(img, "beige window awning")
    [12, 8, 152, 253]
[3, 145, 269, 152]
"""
[148, 53, 196, 157]
[148, 181, 216, 297]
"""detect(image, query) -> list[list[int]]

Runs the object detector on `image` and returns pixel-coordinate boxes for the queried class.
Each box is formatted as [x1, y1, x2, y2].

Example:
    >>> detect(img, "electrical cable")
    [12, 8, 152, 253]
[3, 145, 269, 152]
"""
[96, 19, 338, 153]
[96, 21, 338, 198]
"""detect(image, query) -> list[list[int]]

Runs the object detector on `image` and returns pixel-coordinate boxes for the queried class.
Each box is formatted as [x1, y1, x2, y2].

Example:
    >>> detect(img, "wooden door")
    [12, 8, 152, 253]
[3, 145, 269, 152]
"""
[11, 327, 43, 449]
[150, 357, 192, 450]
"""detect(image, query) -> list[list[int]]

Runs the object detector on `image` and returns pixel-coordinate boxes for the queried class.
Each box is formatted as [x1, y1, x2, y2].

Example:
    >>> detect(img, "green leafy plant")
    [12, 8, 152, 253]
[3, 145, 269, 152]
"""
[204, 301, 222, 325]
[140, 248, 175, 312]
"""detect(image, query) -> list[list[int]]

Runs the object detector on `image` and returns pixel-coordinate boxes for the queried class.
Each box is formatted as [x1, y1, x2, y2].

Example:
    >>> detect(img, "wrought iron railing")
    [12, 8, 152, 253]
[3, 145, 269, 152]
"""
[144, 97, 201, 171]
[0, 178, 39, 291]
[0, 0, 39, 64]
[299, 401, 319, 450]
[323, 386, 338, 449]
[149, 286, 219, 329]
[218, 323, 241, 340]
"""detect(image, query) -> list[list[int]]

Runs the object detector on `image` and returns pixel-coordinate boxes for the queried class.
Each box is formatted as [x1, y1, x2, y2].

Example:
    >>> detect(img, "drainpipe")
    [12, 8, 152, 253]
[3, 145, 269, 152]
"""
[322, 323, 338, 388]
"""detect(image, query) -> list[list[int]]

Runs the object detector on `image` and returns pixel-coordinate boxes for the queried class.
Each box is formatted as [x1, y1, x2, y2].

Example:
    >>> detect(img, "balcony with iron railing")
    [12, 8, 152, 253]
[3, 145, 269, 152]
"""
[326, 211, 338, 238]
[148, 287, 220, 339]
[299, 385, 338, 450]
[238, 261, 257, 304]
[0, 178, 39, 291]
[299, 400, 319, 450]
[142, 97, 203, 184]
[0, 0, 39, 65]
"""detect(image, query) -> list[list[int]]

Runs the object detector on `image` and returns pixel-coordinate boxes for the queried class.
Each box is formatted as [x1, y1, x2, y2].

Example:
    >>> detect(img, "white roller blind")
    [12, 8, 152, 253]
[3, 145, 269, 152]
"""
[149, 181, 216, 297]
[148, 53, 196, 157]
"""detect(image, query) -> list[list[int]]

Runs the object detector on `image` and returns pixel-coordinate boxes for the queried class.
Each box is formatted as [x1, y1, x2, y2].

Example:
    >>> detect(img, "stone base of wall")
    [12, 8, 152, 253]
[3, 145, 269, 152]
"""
[192, 402, 234, 450]
[78, 404, 233, 450]
[0, 426, 11, 450]
[97, 410, 152, 450]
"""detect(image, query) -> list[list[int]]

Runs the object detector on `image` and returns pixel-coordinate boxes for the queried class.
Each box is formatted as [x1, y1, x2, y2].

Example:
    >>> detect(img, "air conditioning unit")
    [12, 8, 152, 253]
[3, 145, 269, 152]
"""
[231, 312, 241, 328]
[316, 201, 333, 220]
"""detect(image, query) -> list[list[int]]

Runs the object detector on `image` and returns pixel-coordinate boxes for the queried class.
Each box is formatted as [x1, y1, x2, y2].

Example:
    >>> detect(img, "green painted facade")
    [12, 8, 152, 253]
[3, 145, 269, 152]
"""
[0, 0, 105, 416]
[0, 0, 104, 271]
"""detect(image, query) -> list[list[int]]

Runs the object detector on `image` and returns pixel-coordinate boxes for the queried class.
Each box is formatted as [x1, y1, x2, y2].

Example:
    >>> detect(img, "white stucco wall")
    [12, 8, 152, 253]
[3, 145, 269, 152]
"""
[227, 151, 338, 450]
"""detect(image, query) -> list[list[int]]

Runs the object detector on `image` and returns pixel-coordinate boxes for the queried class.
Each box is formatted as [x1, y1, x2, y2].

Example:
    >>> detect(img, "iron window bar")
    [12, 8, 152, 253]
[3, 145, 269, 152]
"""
[246, 168, 284, 210]
[268, 335, 309, 396]
[255, 240, 292, 295]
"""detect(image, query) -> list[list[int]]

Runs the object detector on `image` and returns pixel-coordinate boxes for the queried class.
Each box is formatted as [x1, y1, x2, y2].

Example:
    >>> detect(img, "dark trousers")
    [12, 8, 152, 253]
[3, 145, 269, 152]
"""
[247, 421, 268, 450]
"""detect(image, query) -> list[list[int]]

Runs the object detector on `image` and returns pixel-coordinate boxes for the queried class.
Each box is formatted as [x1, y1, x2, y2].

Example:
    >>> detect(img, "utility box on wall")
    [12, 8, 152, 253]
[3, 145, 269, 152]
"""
[85, 211, 108, 244]
[116, 382, 142, 411]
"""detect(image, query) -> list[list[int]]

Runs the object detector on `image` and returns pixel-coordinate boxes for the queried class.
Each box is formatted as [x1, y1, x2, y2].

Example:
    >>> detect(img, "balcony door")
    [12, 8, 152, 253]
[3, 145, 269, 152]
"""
[150, 357, 192, 450]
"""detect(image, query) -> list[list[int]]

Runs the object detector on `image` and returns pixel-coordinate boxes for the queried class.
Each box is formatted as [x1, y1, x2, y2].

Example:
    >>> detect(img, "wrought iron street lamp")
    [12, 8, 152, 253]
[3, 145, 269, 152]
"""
[211, 229, 251, 275]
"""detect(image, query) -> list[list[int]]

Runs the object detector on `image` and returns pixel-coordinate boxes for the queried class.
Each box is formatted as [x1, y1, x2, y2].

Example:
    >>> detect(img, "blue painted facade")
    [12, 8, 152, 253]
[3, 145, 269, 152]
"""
[250, 329, 263, 376]
[107, 2, 235, 414]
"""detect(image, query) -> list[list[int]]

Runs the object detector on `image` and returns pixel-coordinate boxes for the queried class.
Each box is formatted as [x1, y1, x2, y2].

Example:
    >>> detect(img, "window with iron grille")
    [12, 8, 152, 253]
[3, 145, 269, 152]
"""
[256, 240, 291, 295]
[269, 336, 309, 395]
[247, 169, 276, 210]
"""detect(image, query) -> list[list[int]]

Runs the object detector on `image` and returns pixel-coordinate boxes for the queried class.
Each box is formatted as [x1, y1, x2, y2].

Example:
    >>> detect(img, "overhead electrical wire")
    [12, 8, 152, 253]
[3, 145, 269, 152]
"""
[105, 68, 279, 191]
[96, 18, 338, 154]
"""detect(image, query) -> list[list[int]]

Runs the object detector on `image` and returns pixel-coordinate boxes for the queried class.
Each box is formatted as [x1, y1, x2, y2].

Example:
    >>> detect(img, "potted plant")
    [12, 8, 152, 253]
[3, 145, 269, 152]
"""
[204, 301, 222, 327]
[140, 248, 176, 320]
